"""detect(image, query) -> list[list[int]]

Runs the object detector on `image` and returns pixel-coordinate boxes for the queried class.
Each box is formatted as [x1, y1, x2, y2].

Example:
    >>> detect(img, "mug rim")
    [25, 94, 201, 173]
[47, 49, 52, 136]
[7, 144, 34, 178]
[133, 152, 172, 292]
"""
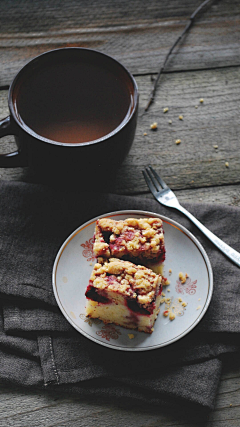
[8, 47, 138, 147]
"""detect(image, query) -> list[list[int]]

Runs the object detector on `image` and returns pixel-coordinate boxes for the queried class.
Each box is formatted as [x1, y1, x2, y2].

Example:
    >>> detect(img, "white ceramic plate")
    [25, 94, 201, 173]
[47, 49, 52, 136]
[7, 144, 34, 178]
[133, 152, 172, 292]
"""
[53, 210, 213, 351]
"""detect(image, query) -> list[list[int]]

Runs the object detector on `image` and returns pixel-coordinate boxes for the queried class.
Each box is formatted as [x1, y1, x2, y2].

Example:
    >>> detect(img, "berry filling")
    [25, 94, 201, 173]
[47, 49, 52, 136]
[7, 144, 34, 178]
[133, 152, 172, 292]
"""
[126, 299, 152, 315]
[85, 284, 110, 304]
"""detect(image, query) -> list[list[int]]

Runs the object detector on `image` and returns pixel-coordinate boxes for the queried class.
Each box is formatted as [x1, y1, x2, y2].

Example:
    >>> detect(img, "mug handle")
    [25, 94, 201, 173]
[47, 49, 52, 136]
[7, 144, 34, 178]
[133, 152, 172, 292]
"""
[0, 116, 27, 167]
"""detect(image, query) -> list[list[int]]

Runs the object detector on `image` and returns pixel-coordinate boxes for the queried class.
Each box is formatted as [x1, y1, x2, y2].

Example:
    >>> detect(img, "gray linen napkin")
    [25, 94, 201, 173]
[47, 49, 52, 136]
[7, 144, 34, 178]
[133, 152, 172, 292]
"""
[0, 180, 240, 413]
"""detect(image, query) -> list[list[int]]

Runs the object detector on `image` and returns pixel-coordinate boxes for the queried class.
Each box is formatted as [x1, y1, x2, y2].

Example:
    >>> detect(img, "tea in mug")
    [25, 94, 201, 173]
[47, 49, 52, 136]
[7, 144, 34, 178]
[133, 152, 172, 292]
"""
[14, 59, 134, 144]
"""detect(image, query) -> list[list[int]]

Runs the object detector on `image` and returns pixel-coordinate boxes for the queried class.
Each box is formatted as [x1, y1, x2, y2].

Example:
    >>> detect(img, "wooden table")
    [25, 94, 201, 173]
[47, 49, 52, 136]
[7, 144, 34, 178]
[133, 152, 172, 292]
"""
[0, 0, 239, 425]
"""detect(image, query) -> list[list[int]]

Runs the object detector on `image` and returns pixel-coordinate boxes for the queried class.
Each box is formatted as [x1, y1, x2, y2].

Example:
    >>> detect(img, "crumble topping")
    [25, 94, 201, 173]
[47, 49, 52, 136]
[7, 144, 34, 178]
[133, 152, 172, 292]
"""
[88, 258, 162, 308]
[94, 217, 165, 262]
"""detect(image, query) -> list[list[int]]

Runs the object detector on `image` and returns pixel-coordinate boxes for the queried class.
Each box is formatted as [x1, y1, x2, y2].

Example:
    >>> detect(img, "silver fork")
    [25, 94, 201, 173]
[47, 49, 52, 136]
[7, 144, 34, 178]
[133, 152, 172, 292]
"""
[143, 166, 240, 268]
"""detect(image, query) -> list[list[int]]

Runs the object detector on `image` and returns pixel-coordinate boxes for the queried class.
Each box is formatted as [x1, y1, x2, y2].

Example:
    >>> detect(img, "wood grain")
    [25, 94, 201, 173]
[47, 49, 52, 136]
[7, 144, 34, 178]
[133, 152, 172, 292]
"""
[1, 66, 239, 196]
[0, 0, 239, 85]
[0, 357, 239, 426]
[117, 66, 240, 193]
[0, 1, 240, 425]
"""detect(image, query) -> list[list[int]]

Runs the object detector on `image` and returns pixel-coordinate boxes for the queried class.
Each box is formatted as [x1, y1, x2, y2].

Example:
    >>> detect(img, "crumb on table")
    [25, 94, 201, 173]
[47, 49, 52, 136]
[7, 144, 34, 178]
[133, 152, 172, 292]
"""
[150, 122, 158, 130]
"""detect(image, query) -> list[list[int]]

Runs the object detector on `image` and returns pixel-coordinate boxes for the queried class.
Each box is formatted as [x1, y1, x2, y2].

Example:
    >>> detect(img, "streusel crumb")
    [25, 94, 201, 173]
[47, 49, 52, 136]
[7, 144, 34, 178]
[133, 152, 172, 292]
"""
[150, 122, 158, 130]
[179, 272, 187, 284]
[94, 217, 165, 263]
[90, 258, 162, 307]
[128, 334, 135, 339]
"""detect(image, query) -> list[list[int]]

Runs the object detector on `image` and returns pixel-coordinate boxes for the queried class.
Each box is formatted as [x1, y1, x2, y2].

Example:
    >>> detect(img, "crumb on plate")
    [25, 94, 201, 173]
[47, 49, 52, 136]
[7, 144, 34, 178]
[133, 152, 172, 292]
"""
[179, 272, 188, 284]
[128, 334, 135, 339]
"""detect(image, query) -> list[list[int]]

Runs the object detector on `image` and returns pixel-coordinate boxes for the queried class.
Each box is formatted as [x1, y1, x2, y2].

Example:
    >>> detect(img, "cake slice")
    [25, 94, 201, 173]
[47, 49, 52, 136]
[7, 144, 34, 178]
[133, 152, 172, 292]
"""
[85, 258, 163, 334]
[93, 217, 165, 264]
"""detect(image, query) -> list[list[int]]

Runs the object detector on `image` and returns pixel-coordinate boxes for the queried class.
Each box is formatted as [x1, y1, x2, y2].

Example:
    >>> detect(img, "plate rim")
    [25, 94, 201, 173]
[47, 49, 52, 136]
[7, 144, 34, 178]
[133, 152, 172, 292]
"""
[52, 209, 214, 351]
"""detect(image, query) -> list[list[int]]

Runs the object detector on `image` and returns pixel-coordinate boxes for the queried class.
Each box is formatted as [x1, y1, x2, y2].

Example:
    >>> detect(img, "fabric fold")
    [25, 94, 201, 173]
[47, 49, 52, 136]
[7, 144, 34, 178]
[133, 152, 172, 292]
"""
[0, 180, 240, 412]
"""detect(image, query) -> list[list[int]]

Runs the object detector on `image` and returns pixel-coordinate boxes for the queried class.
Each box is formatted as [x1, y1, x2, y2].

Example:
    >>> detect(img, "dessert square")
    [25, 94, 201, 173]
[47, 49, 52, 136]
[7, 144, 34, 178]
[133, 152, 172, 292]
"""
[85, 258, 163, 334]
[93, 217, 165, 264]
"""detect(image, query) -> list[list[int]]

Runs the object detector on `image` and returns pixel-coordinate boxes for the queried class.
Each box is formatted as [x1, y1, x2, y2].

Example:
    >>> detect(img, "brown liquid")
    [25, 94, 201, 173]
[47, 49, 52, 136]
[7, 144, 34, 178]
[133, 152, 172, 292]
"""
[14, 57, 133, 143]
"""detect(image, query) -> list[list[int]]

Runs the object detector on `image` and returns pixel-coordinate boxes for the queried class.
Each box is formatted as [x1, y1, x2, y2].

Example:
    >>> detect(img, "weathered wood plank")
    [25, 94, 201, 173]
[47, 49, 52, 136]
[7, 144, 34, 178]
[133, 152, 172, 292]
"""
[0, 356, 239, 426]
[0, 364, 239, 427]
[138, 184, 240, 207]
[118, 66, 240, 193]
[0, 0, 239, 85]
[1, 66, 239, 195]
[0, 2, 239, 426]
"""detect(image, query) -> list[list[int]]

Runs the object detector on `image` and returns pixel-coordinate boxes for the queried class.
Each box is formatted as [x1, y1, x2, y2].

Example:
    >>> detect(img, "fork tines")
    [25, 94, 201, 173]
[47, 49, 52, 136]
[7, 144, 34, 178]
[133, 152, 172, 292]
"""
[142, 166, 168, 193]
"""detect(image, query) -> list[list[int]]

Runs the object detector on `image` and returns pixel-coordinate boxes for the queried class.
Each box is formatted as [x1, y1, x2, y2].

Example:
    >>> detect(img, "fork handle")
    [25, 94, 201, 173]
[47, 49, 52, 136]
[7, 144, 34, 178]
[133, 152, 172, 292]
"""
[177, 204, 240, 268]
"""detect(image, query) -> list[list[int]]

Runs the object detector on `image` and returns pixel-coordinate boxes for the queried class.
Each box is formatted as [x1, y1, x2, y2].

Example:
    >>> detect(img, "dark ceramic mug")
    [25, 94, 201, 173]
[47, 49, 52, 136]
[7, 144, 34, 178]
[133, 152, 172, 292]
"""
[0, 48, 138, 180]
